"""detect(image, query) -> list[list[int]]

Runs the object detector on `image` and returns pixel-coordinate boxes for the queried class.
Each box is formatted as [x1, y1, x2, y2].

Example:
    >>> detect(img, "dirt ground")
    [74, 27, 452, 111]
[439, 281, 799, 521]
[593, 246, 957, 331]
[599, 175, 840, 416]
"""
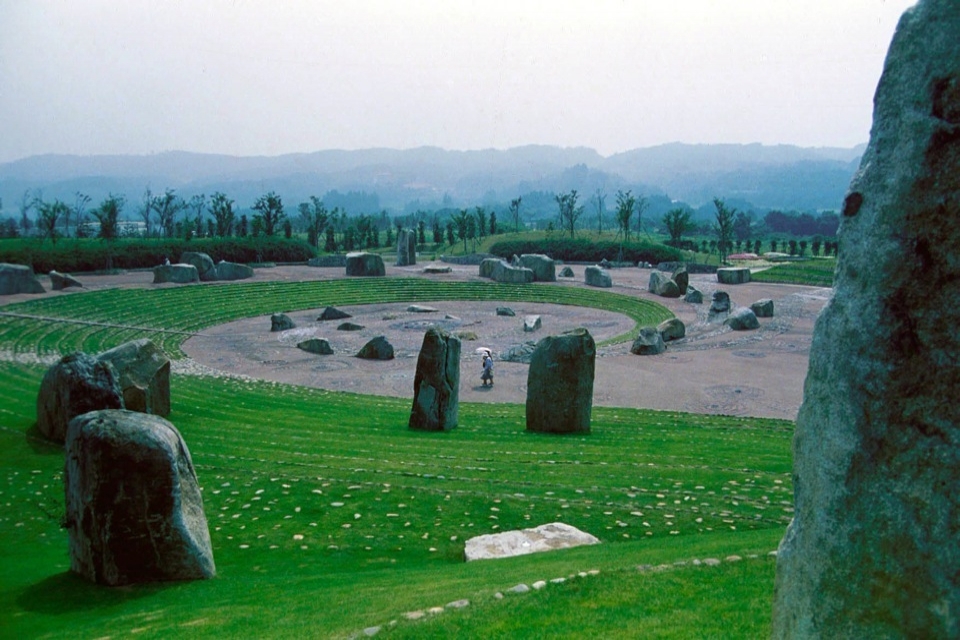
[5, 262, 831, 421]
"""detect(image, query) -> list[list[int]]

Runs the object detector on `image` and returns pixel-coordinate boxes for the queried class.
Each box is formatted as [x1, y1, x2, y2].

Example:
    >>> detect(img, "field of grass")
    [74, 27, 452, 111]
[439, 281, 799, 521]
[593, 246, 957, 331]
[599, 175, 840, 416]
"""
[0, 277, 793, 638]
[751, 259, 836, 287]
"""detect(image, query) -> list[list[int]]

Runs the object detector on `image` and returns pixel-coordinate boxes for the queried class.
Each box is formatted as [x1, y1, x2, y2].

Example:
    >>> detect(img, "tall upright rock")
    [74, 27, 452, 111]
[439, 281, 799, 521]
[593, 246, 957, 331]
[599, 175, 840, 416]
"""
[773, 2, 960, 637]
[526, 328, 595, 434]
[408, 328, 460, 431]
[396, 228, 417, 266]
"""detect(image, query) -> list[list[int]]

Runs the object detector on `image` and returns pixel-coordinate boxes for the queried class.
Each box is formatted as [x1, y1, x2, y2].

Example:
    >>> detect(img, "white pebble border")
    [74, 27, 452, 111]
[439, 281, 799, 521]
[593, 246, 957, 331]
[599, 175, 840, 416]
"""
[348, 551, 778, 638]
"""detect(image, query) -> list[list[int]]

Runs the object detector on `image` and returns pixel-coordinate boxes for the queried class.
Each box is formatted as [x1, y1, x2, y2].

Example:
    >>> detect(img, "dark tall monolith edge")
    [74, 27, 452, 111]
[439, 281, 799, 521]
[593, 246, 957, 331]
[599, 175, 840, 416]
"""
[772, 2, 960, 637]
[525, 328, 595, 434]
[409, 328, 460, 431]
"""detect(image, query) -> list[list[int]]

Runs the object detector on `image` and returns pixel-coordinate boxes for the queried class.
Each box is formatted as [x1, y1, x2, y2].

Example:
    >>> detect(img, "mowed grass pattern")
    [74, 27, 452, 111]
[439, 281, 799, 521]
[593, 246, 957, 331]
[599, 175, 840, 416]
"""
[751, 259, 836, 287]
[0, 278, 673, 359]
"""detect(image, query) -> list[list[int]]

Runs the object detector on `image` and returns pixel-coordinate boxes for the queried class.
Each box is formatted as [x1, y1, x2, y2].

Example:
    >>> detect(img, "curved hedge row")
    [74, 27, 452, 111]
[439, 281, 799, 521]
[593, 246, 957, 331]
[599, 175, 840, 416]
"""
[488, 237, 683, 265]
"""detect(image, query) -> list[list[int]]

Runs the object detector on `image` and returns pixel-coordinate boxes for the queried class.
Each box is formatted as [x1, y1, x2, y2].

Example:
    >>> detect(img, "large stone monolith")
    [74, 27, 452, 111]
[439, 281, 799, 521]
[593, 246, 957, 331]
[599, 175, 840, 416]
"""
[526, 328, 595, 434]
[773, 3, 960, 637]
[408, 328, 460, 431]
[36, 353, 124, 444]
[65, 410, 215, 585]
[97, 339, 171, 416]
[396, 228, 417, 266]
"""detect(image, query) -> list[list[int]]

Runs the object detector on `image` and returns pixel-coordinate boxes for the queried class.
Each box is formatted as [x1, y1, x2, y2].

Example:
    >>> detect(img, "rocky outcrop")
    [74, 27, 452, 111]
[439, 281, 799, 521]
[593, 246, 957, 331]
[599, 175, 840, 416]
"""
[657, 318, 686, 342]
[49, 270, 83, 290]
[396, 228, 416, 266]
[345, 252, 385, 277]
[215, 261, 253, 281]
[584, 265, 612, 288]
[717, 267, 751, 284]
[153, 264, 199, 284]
[526, 329, 595, 434]
[318, 306, 352, 321]
[297, 338, 333, 355]
[648, 271, 681, 298]
[464, 522, 600, 561]
[523, 315, 542, 332]
[408, 328, 460, 431]
[750, 299, 774, 318]
[180, 252, 217, 281]
[519, 254, 556, 282]
[724, 308, 759, 331]
[630, 326, 666, 355]
[773, 3, 960, 637]
[357, 336, 394, 360]
[64, 410, 215, 585]
[97, 339, 171, 416]
[270, 313, 295, 332]
[708, 291, 731, 322]
[0, 263, 45, 294]
[36, 352, 124, 444]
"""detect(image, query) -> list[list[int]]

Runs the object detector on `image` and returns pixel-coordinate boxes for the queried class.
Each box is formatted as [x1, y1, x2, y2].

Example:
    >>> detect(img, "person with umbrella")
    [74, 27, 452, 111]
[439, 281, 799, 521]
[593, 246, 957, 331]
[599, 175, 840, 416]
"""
[478, 347, 494, 387]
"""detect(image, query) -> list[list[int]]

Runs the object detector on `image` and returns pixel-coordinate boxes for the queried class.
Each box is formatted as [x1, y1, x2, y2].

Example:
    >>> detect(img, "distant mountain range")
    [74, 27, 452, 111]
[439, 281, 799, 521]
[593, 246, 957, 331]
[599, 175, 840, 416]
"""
[0, 143, 864, 221]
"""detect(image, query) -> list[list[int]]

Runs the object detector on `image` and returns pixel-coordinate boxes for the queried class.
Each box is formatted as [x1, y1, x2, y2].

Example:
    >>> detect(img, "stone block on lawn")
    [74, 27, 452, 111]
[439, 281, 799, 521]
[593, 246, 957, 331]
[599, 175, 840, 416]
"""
[65, 409, 215, 585]
[345, 251, 385, 277]
[357, 336, 394, 360]
[37, 352, 124, 444]
[716, 267, 751, 284]
[657, 318, 686, 342]
[523, 315, 542, 332]
[97, 339, 171, 416]
[725, 307, 759, 331]
[215, 261, 253, 281]
[318, 306, 352, 321]
[0, 263, 45, 294]
[409, 328, 460, 431]
[297, 338, 333, 355]
[519, 254, 556, 282]
[630, 326, 666, 355]
[464, 522, 600, 561]
[750, 299, 775, 318]
[526, 328, 595, 434]
[153, 264, 199, 284]
[672, 265, 689, 295]
[180, 251, 217, 281]
[584, 265, 612, 288]
[49, 270, 83, 290]
[270, 313, 295, 332]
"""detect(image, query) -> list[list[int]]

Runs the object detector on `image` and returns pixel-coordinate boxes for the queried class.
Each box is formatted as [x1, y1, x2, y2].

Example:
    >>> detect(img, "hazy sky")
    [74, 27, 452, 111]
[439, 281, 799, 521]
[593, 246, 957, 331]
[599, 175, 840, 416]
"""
[0, 0, 916, 163]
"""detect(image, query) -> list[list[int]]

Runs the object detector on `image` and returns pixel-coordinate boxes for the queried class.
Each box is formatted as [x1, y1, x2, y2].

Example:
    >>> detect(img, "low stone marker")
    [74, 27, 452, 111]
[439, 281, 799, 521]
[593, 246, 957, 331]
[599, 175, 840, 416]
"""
[526, 328, 595, 434]
[724, 307, 759, 331]
[270, 313, 295, 332]
[153, 263, 199, 284]
[181, 251, 217, 281]
[464, 522, 599, 561]
[630, 326, 666, 355]
[409, 328, 460, 431]
[337, 321, 364, 331]
[496, 306, 516, 317]
[297, 338, 333, 355]
[65, 409, 215, 585]
[345, 251, 385, 277]
[584, 265, 612, 288]
[523, 315, 542, 332]
[422, 265, 451, 274]
[657, 318, 686, 342]
[97, 339, 171, 416]
[36, 352, 124, 444]
[49, 270, 83, 290]
[357, 336, 394, 360]
[318, 306, 351, 321]
[407, 304, 438, 313]
[750, 299, 774, 318]
[519, 254, 556, 282]
[0, 263, 45, 294]
[717, 267, 751, 284]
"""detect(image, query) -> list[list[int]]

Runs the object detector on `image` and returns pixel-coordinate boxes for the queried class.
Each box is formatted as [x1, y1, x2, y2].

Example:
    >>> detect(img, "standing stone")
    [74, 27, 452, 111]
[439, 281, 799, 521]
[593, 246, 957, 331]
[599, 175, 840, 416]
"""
[409, 328, 460, 431]
[65, 410, 215, 585]
[584, 265, 612, 288]
[49, 270, 83, 290]
[750, 299, 775, 318]
[526, 328, 595, 434]
[180, 252, 217, 281]
[345, 251, 385, 276]
[0, 263, 45, 294]
[396, 228, 417, 266]
[97, 339, 171, 417]
[271, 313, 295, 332]
[36, 352, 124, 444]
[773, 3, 960, 637]
[357, 336, 394, 360]
[630, 326, 666, 355]
[519, 254, 556, 282]
[708, 291, 731, 322]
[672, 265, 689, 295]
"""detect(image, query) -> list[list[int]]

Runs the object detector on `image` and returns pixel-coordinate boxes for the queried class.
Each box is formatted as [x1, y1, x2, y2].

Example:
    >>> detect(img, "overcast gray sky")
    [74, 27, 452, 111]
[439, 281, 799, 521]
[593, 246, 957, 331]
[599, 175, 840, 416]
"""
[0, 0, 915, 163]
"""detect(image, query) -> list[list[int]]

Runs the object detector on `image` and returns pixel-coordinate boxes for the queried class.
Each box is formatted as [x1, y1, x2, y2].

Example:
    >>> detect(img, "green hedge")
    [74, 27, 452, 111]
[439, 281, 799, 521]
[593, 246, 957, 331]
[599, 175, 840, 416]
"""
[488, 237, 683, 264]
[0, 237, 316, 273]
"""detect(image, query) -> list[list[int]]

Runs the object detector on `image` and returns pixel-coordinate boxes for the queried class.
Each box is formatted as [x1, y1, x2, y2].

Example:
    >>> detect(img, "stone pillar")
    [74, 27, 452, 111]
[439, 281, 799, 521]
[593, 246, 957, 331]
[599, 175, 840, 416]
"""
[773, 2, 960, 637]
[396, 228, 417, 266]
[409, 328, 460, 431]
[525, 328, 595, 434]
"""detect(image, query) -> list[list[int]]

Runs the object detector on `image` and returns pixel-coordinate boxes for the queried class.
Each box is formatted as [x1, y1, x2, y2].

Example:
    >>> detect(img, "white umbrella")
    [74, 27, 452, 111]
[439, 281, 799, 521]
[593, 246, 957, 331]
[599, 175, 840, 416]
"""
[475, 347, 492, 357]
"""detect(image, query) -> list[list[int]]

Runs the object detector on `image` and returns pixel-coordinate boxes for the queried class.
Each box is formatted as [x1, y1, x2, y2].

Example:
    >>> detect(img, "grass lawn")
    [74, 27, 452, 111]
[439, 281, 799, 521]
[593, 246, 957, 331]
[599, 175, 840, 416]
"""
[0, 278, 792, 639]
[751, 259, 836, 287]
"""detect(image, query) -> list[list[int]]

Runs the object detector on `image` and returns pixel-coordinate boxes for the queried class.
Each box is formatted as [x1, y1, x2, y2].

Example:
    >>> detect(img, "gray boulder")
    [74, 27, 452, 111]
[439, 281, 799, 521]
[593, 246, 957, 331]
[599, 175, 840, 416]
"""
[337, 321, 364, 331]
[65, 409, 215, 585]
[716, 267, 751, 284]
[630, 326, 666, 355]
[750, 299, 775, 318]
[493, 261, 534, 284]
[708, 291, 731, 322]
[396, 228, 416, 266]
[464, 522, 600, 561]
[36, 352, 124, 444]
[558, 266, 575, 278]
[153, 264, 199, 284]
[0, 263, 45, 294]
[180, 252, 217, 282]
[496, 307, 516, 317]
[648, 271, 681, 298]
[345, 251, 385, 277]
[357, 336, 394, 360]
[501, 341, 537, 364]
[526, 328, 595, 434]
[408, 328, 460, 431]
[318, 306, 352, 321]
[523, 315, 542, 332]
[584, 265, 612, 288]
[724, 307, 759, 331]
[519, 254, 556, 282]
[97, 339, 171, 416]
[657, 318, 686, 342]
[479, 258, 505, 279]
[215, 261, 253, 281]
[49, 270, 83, 290]
[270, 313, 295, 332]
[297, 338, 333, 355]
[672, 265, 689, 295]
[773, 3, 960, 637]
[407, 305, 438, 313]
[684, 286, 704, 304]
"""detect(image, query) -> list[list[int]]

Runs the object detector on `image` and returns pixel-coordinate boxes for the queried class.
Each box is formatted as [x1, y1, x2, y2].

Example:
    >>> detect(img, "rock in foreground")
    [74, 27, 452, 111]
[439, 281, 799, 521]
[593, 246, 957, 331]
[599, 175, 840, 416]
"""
[464, 522, 599, 561]
[526, 328, 595, 434]
[0, 263, 45, 294]
[36, 352, 124, 444]
[409, 328, 460, 431]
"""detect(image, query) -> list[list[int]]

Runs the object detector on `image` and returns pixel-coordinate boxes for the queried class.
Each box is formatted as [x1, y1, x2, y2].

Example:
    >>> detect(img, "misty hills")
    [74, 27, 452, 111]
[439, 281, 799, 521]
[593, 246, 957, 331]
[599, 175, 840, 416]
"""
[0, 143, 863, 219]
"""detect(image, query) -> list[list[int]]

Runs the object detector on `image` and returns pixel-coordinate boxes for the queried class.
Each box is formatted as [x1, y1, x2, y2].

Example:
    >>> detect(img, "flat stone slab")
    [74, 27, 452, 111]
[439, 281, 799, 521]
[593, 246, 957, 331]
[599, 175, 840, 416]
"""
[464, 522, 599, 561]
[422, 265, 452, 274]
[717, 267, 751, 284]
[407, 305, 438, 313]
